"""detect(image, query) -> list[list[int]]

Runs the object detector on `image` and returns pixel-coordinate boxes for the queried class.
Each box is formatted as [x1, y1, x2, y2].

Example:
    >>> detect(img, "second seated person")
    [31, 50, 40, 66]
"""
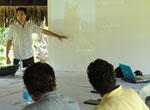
[87, 58, 148, 110]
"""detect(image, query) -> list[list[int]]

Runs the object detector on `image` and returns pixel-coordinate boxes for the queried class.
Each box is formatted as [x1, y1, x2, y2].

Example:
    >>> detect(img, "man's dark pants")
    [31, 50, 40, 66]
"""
[13, 56, 34, 67]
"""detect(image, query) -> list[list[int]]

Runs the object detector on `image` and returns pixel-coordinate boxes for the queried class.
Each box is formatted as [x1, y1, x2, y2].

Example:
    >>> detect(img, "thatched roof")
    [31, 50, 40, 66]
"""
[0, 0, 47, 28]
[0, 0, 47, 6]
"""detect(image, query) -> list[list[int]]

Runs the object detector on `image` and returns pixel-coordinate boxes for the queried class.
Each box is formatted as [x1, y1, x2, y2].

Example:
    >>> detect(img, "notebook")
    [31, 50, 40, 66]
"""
[119, 64, 150, 83]
[0, 65, 19, 76]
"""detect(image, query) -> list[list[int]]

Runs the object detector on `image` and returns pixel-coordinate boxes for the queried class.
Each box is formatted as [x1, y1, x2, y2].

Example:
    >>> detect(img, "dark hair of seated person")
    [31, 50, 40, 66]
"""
[87, 59, 116, 95]
[23, 62, 56, 97]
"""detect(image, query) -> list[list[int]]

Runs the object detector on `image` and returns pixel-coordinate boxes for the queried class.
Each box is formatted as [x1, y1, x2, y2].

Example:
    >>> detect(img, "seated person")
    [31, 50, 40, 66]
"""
[87, 59, 148, 110]
[22, 62, 80, 110]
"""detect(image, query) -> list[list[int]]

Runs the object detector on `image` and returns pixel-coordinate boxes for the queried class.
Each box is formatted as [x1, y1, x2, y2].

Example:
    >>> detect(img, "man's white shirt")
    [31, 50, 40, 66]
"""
[7, 22, 43, 59]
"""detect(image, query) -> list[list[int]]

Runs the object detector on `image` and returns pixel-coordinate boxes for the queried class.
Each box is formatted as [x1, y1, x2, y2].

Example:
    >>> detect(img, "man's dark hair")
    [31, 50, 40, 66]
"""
[87, 59, 116, 95]
[16, 7, 27, 15]
[23, 62, 56, 96]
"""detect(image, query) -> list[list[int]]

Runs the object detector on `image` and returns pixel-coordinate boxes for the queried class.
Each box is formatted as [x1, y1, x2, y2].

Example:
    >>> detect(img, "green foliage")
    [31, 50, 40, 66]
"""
[0, 56, 5, 66]
[0, 28, 8, 46]
[0, 28, 8, 66]
[32, 33, 40, 50]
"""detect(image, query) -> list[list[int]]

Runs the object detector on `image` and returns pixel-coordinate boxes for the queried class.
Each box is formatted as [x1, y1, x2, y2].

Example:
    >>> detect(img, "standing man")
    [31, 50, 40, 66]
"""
[6, 7, 68, 67]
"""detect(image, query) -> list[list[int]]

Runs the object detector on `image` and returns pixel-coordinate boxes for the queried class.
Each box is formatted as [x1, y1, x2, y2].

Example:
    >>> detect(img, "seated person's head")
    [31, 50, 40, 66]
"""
[23, 62, 56, 102]
[87, 59, 116, 96]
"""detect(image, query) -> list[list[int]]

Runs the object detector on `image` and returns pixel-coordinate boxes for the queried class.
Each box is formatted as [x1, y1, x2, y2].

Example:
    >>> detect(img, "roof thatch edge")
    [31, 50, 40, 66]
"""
[0, 6, 47, 28]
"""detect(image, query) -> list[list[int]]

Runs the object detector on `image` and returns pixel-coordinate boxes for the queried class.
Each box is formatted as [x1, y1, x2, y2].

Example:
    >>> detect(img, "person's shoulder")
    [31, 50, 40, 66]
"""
[62, 95, 80, 109]
[53, 93, 79, 109]
[61, 94, 78, 104]
[22, 103, 37, 110]
[24, 22, 32, 26]
[22, 105, 31, 110]
[26, 22, 40, 29]
[93, 103, 109, 110]
[122, 87, 139, 96]
[26, 22, 36, 26]
[9, 22, 17, 28]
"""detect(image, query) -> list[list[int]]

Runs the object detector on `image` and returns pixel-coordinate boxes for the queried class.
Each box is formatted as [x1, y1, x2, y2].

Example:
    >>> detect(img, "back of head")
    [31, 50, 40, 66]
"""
[23, 62, 56, 96]
[87, 59, 116, 95]
[16, 7, 27, 15]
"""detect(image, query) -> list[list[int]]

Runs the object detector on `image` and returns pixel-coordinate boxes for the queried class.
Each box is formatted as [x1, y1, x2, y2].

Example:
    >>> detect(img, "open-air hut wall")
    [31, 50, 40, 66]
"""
[0, 0, 47, 28]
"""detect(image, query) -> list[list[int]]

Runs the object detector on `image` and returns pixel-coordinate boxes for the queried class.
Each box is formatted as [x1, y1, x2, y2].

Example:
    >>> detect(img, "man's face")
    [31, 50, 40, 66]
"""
[16, 10, 27, 23]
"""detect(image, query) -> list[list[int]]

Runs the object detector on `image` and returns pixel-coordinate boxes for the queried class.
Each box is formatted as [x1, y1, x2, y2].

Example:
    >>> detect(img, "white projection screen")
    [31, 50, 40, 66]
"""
[48, 0, 150, 74]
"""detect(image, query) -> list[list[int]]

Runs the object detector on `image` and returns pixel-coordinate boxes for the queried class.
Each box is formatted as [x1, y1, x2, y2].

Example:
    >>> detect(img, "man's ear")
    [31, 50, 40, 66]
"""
[25, 85, 38, 102]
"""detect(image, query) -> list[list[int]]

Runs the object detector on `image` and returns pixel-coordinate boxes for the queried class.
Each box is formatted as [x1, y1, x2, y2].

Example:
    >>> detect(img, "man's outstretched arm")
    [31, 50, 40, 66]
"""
[42, 29, 68, 41]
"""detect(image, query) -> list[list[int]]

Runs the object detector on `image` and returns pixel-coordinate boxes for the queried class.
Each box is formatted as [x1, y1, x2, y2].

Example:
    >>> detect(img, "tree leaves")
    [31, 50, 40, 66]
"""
[0, 28, 8, 66]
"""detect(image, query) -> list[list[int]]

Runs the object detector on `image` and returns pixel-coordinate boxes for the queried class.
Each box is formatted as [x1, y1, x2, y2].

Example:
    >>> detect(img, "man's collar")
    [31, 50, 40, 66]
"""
[16, 21, 26, 27]
[39, 91, 57, 100]
[102, 85, 122, 99]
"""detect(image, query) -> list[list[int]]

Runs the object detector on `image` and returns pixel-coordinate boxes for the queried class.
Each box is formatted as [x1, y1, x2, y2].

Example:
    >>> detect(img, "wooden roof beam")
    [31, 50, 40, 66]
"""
[0, 0, 47, 6]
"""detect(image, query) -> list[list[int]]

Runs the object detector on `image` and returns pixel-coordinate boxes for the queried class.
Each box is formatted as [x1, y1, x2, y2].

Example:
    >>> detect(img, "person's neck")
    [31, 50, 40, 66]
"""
[100, 85, 119, 97]
[100, 93, 104, 97]
[18, 21, 25, 27]
[32, 87, 57, 102]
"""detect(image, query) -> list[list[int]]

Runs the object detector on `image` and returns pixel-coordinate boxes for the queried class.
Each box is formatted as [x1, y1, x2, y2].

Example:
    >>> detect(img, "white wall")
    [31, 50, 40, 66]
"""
[48, 0, 150, 74]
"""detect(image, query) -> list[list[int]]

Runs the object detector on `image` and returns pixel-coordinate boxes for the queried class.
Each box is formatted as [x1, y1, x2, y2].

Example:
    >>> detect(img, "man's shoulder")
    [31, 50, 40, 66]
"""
[62, 95, 78, 104]
[25, 21, 30, 24]
[22, 102, 40, 110]
[122, 87, 137, 93]
[25, 22, 36, 26]
[22, 104, 34, 110]
[53, 93, 78, 104]
[46, 93, 80, 109]
[25, 22, 40, 29]
[60, 95, 80, 110]
[93, 104, 110, 110]
[9, 23, 18, 28]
